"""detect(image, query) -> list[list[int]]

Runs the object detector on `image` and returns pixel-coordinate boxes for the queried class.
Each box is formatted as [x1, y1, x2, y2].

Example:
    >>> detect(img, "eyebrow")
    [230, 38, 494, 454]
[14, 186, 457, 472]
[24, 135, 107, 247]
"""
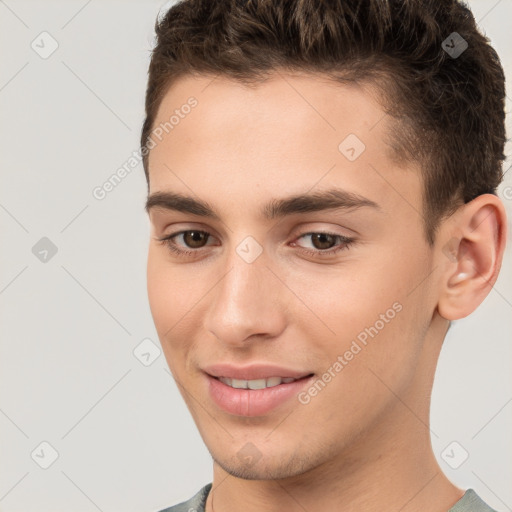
[145, 188, 381, 221]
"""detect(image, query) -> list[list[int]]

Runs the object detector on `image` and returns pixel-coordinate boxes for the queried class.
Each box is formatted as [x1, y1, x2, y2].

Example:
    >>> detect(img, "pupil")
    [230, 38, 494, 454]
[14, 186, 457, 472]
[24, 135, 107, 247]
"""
[313, 233, 334, 250]
[186, 231, 207, 248]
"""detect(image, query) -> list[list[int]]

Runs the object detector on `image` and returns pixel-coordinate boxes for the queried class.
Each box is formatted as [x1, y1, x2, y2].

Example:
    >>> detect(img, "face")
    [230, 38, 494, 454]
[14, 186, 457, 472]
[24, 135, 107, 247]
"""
[146, 71, 442, 480]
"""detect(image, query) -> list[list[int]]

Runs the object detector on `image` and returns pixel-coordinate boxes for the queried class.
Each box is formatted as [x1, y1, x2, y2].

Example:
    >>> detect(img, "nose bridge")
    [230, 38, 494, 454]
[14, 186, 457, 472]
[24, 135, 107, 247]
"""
[203, 240, 286, 345]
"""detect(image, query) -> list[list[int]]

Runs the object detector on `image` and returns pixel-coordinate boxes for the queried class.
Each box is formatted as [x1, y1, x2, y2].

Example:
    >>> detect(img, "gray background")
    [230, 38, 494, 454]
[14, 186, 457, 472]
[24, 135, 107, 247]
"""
[0, 1, 511, 511]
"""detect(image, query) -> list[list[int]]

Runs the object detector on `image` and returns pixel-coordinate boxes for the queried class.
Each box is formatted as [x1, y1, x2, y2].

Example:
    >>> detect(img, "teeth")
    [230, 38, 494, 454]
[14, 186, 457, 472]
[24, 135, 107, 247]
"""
[232, 378, 248, 389]
[218, 376, 298, 389]
[248, 379, 266, 390]
[266, 376, 282, 387]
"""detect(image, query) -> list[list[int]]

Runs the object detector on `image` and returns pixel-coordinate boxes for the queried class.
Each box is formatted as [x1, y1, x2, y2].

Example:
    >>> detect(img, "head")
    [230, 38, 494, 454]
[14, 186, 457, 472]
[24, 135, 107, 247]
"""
[142, 0, 507, 480]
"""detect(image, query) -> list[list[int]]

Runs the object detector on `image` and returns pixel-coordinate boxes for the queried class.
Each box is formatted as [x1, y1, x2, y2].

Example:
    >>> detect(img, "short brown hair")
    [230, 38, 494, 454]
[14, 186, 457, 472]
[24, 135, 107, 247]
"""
[140, 0, 507, 244]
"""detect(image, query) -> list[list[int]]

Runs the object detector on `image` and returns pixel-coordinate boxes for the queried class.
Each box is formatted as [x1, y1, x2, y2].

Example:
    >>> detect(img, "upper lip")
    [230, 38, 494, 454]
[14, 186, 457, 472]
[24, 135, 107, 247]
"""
[203, 363, 313, 381]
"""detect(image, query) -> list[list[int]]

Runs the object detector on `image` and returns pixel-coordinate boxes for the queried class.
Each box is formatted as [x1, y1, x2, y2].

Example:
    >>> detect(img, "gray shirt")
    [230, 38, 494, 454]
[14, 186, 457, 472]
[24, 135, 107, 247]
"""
[157, 484, 498, 512]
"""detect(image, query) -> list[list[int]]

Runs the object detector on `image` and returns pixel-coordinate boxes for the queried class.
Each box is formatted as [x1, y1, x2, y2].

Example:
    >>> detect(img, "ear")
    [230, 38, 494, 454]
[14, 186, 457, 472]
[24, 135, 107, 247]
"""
[436, 194, 507, 321]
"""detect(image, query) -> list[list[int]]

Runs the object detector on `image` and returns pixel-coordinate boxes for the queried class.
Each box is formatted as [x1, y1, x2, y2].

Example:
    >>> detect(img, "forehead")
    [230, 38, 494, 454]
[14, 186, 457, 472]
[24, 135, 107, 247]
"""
[147, 71, 421, 221]
[152, 71, 387, 150]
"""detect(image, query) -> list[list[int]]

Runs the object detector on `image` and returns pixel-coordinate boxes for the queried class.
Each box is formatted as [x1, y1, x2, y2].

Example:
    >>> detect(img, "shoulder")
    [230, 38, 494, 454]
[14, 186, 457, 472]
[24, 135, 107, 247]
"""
[449, 489, 499, 512]
[155, 483, 212, 512]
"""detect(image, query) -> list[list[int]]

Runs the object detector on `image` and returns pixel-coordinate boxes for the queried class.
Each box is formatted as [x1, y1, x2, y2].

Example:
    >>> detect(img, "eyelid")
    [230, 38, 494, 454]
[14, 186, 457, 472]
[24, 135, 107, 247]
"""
[292, 230, 352, 246]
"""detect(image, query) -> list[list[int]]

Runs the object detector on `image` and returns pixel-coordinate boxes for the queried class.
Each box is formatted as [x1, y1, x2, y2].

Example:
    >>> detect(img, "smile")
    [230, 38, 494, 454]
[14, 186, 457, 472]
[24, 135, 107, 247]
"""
[206, 371, 315, 416]
[217, 376, 299, 389]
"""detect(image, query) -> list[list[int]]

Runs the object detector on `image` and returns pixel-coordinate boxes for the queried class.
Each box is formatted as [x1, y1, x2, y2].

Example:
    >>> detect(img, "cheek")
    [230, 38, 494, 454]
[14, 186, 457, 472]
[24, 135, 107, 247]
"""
[146, 249, 211, 366]
[147, 249, 194, 326]
[282, 259, 404, 337]
[146, 249, 168, 332]
[284, 247, 429, 368]
[146, 250, 190, 352]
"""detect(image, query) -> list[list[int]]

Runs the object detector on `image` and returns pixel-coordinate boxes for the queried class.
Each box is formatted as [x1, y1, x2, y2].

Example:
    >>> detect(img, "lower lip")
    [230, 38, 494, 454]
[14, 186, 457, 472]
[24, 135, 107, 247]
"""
[206, 374, 314, 417]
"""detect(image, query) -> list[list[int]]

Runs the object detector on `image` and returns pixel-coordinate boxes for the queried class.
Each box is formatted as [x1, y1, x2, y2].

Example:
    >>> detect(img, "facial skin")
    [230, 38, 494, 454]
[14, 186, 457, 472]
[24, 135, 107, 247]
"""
[145, 71, 506, 512]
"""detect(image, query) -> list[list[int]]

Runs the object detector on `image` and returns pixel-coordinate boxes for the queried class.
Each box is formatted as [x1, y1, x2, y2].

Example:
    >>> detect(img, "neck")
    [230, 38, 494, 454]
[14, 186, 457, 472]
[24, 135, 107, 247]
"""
[206, 315, 463, 512]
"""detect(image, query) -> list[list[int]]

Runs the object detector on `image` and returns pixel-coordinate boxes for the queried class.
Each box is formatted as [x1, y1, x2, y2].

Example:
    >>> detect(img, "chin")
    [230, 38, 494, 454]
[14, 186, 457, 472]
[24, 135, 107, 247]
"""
[211, 447, 322, 481]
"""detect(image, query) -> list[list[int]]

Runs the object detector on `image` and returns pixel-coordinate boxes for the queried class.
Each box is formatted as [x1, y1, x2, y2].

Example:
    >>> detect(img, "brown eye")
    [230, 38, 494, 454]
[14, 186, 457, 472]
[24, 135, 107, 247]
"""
[158, 230, 215, 257]
[292, 231, 355, 258]
[309, 233, 337, 250]
[182, 230, 210, 248]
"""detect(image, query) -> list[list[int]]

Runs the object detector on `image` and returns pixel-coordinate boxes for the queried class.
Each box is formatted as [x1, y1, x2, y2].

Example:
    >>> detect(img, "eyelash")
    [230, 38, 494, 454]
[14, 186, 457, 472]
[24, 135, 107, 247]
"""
[156, 230, 355, 259]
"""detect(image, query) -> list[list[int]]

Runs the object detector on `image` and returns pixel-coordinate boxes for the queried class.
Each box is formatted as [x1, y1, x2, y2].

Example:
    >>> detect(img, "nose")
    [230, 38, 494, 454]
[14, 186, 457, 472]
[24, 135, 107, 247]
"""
[202, 246, 287, 347]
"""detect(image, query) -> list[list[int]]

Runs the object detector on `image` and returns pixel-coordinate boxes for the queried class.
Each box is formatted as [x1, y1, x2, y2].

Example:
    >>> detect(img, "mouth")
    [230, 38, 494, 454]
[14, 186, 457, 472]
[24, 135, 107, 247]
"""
[203, 365, 315, 417]
[215, 375, 309, 390]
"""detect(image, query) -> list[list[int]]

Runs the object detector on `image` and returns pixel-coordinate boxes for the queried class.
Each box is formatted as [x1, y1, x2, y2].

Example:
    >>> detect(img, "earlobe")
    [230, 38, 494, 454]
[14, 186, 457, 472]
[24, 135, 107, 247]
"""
[437, 194, 507, 321]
